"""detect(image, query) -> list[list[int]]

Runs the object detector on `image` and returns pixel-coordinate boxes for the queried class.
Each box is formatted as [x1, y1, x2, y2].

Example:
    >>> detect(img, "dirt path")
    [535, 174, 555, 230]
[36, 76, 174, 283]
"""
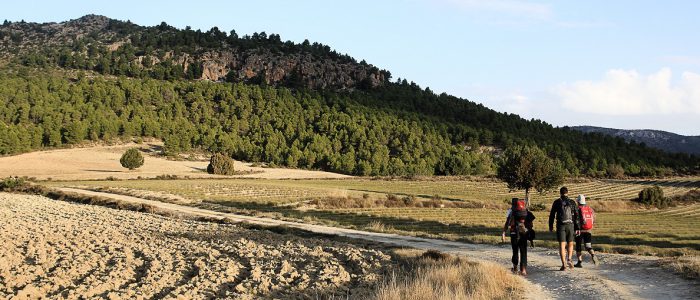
[58, 188, 699, 299]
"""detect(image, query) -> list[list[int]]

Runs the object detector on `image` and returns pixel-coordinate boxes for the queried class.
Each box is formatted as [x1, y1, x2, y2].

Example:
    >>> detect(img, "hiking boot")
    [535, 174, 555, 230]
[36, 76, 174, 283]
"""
[574, 261, 583, 268]
[592, 255, 598, 265]
[559, 265, 567, 271]
[512, 265, 518, 273]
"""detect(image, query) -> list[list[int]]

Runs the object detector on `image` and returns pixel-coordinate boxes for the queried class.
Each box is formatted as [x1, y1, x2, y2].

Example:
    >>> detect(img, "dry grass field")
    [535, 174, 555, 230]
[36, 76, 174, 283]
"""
[50, 176, 700, 256]
[0, 143, 350, 180]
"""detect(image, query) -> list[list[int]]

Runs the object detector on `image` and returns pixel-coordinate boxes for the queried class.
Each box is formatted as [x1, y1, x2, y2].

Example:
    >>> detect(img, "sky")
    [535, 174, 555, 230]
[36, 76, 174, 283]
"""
[3, 0, 700, 135]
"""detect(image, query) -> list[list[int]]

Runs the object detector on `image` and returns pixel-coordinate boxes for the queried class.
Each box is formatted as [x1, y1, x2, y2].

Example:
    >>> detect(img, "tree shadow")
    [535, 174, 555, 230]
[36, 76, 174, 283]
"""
[82, 169, 122, 173]
[605, 179, 700, 189]
[189, 166, 208, 173]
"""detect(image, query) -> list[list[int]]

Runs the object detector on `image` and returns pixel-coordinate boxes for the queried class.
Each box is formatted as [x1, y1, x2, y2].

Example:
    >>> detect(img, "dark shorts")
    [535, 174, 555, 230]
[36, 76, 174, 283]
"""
[576, 232, 593, 251]
[557, 223, 575, 243]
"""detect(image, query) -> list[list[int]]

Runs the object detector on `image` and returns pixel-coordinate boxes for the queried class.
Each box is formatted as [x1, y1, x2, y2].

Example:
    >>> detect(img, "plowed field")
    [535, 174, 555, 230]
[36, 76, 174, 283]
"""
[0, 193, 390, 299]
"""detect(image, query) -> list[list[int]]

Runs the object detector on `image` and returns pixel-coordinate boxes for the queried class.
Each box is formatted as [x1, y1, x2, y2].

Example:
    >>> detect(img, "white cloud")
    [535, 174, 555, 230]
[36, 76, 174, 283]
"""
[555, 68, 700, 115]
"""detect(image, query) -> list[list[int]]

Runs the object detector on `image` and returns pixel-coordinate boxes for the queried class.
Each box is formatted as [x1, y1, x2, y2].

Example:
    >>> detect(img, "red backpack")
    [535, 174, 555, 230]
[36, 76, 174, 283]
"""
[580, 205, 594, 230]
[510, 199, 529, 233]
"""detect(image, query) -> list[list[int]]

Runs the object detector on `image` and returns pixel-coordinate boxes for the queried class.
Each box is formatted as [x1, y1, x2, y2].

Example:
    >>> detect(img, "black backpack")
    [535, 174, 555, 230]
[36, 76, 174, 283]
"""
[559, 197, 574, 224]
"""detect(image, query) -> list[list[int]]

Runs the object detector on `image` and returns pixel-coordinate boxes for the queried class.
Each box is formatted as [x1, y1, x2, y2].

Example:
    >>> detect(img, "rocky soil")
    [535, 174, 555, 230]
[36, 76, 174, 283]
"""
[0, 193, 391, 299]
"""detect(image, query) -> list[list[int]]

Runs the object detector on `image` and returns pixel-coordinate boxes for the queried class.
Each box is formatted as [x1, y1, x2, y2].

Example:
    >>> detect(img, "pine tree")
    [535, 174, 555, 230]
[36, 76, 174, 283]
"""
[120, 148, 144, 170]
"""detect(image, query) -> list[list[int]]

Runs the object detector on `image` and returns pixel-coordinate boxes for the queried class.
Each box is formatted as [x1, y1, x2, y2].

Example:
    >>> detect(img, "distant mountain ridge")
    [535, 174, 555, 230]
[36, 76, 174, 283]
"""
[572, 126, 700, 155]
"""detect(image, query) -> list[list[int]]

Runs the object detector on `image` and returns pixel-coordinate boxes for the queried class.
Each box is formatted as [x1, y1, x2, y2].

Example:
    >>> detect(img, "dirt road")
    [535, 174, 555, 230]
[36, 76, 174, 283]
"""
[58, 188, 699, 299]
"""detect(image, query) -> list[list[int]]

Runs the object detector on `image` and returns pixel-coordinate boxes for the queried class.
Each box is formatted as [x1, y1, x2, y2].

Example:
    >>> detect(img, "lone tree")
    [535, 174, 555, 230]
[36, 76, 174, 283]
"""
[120, 148, 144, 170]
[497, 145, 565, 202]
[207, 153, 235, 175]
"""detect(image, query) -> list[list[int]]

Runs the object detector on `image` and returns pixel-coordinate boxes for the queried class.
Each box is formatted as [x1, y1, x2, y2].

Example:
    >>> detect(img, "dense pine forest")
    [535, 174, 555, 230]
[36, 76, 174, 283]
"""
[0, 16, 697, 177]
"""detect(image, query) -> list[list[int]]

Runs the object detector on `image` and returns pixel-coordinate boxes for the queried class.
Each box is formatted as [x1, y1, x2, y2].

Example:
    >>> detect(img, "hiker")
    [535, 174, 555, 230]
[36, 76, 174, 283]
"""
[502, 197, 535, 276]
[574, 194, 598, 267]
[549, 187, 580, 270]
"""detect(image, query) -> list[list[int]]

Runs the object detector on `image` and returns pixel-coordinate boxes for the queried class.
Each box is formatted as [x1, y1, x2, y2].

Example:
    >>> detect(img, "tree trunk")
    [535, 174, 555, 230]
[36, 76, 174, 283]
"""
[525, 188, 530, 208]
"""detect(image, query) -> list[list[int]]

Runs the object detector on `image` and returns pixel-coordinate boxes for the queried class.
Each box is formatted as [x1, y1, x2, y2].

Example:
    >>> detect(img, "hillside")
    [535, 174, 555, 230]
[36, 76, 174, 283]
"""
[0, 15, 698, 177]
[0, 15, 388, 89]
[573, 126, 700, 155]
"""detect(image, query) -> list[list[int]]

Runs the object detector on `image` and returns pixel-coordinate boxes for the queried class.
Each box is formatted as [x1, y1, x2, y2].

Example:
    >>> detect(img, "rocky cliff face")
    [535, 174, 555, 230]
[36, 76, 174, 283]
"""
[195, 49, 384, 89]
[0, 15, 386, 90]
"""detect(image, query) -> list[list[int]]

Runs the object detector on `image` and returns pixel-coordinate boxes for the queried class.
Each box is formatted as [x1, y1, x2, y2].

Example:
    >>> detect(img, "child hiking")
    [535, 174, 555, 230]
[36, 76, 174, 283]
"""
[549, 187, 580, 270]
[502, 198, 535, 276]
[575, 194, 598, 267]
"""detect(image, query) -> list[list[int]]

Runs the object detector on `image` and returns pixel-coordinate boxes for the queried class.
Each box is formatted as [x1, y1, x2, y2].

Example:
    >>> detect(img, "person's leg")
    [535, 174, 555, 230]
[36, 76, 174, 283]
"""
[510, 234, 519, 272]
[575, 234, 583, 267]
[519, 236, 528, 275]
[566, 224, 575, 268]
[557, 225, 567, 270]
[584, 233, 597, 264]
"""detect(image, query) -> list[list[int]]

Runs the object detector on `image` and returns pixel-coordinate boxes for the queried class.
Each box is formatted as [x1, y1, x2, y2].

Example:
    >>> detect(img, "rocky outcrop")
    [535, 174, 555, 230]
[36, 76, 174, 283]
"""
[0, 15, 387, 90]
[196, 49, 384, 89]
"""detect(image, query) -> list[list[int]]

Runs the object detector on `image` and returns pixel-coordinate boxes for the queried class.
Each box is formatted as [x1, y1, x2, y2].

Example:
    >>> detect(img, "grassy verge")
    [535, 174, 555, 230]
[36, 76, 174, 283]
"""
[666, 256, 700, 280]
[372, 249, 524, 300]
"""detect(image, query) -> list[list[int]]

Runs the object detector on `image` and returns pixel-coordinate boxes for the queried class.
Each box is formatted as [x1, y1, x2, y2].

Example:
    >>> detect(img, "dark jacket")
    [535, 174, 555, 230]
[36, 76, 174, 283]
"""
[504, 210, 536, 235]
[548, 196, 580, 230]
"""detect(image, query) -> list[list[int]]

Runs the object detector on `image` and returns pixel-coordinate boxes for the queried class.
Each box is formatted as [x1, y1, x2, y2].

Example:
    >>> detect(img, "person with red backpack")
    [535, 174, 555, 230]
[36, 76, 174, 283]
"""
[502, 197, 536, 276]
[574, 194, 598, 267]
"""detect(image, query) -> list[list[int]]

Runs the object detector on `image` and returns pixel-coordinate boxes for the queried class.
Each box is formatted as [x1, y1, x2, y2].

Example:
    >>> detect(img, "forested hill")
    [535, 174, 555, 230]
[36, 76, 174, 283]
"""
[0, 16, 698, 177]
[573, 126, 700, 155]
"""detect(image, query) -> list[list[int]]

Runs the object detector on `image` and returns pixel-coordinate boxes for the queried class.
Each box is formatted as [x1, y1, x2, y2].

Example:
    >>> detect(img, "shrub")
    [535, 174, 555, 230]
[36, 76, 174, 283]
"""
[0, 177, 27, 191]
[529, 203, 547, 211]
[207, 153, 236, 175]
[606, 164, 625, 179]
[637, 185, 669, 208]
[420, 250, 451, 261]
[120, 148, 144, 170]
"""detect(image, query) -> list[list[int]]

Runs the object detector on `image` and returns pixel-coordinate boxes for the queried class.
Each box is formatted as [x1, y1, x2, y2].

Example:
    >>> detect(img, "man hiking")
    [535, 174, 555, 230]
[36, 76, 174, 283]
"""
[549, 187, 580, 270]
[574, 194, 598, 267]
[502, 198, 536, 276]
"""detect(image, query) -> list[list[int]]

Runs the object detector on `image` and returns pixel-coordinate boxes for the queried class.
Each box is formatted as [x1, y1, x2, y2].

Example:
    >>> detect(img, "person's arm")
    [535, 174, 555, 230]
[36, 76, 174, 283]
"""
[502, 212, 511, 242]
[503, 213, 511, 232]
[573, 201, 580, 232]
[526, 211, 535, 229]
[549, 200, 557, 231]
[578, 207, 586, 228]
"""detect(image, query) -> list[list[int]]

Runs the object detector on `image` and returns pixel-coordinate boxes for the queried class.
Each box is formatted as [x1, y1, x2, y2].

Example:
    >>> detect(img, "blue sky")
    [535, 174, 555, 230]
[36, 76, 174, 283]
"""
[4, 0, 700, 135]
